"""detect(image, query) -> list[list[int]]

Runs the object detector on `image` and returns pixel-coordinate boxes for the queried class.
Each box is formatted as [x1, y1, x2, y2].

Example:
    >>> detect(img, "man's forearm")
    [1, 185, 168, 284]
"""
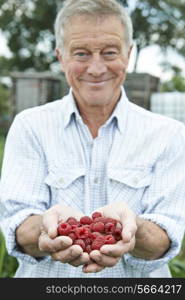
[16, 215, 47, 257]
[130, 217, 170, 260]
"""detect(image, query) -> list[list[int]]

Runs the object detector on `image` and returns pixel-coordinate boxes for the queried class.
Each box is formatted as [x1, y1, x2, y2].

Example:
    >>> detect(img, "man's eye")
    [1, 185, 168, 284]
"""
[104, 51, 117, 56]
[75, 52, 88, 57]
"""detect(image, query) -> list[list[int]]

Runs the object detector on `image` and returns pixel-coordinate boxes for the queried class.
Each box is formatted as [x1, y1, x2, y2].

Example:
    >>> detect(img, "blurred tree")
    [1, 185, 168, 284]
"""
[0, 83, 10, 115]
[131, 0, 185, 70]
[115, 0, 184, 73]
[0, 0, 60, 72]
[0, 0, 184, 72]
[160, 64, 185, 92]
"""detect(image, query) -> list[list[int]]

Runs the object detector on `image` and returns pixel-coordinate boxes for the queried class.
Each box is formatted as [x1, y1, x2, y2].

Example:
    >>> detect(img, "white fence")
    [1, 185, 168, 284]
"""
[151, 92, 185, 124]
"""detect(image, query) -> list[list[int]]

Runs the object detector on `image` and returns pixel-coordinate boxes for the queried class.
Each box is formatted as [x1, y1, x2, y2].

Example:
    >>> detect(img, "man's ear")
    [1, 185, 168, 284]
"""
[55, 48, 65, 72]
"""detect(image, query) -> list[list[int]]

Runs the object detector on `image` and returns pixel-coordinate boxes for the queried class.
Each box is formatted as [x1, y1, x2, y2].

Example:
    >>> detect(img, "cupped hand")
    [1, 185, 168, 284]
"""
[38, 204, 91, 266]
[82, 202, 137, 273]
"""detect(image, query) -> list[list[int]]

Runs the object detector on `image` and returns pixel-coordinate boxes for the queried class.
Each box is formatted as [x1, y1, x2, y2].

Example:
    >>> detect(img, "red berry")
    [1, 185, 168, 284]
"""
[74, 239, 86, 251]
[84, 237, 92, 246]
[92, 212, 102, 219]
[104, 222, 115, 234]
[104, 235, 116, 244]
[70, 224, 78, 232]
[68, 232, 76, 241]
[91, 222, 105, 233]
[57, 222, 71, 236]
[91, 235, 105, 250]
[114, 228, 122, 241]
[66, 217, 78, 225]
[90, 231, 101, 240]
[93, 217, 107, 223]
[74, 227, 90, 239]
[80, 216, 93, 225]
[104, 217, 117, 225]
[85, 245, 92, 253]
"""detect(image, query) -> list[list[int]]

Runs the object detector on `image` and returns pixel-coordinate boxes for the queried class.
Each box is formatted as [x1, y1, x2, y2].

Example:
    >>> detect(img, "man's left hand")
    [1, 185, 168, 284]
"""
[82, 202, 137, 273]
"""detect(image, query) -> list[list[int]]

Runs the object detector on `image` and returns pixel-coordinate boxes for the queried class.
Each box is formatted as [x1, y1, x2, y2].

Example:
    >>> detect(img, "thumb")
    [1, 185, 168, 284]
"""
[42, 210, 59, 239]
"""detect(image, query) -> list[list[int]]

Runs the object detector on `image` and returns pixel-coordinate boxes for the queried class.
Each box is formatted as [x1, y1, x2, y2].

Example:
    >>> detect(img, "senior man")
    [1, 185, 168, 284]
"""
[0, 0, 185, 278]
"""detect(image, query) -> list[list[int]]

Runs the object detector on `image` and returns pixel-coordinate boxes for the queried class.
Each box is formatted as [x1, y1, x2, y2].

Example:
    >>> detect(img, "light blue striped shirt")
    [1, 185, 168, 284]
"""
[1, 87, 185, 278]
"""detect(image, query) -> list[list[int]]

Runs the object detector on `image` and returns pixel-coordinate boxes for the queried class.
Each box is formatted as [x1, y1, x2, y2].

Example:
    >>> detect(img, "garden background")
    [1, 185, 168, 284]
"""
[0, 0, 185, 277]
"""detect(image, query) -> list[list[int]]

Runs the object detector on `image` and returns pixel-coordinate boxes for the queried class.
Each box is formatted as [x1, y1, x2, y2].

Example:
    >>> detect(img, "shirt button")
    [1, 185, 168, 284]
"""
[94, 177, 99, 184]
[60, 178, 64, 183]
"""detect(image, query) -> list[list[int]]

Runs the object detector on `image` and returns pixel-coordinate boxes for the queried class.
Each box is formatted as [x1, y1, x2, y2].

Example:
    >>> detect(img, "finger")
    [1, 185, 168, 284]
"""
[39, 234, 72, 252]
[51, 245, 83, 263]
[100, 240, 133, 257]
[69, 252, 90, 267]
[121, 219, 137, 243]
[82, 262, 105, 273]
[119, 209, 137, 242]
[90, 250, 119, 267]
[42, 209, 59, 239]
[96, 206, 120, 221]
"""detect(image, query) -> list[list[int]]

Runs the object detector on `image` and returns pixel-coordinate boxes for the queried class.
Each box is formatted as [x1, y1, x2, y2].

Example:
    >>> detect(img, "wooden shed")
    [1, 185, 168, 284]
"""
[10, 72, 63, 118]
[124, 72, 160, 110]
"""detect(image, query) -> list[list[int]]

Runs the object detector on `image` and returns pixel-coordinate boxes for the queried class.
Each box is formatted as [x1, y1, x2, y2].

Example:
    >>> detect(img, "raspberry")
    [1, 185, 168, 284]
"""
[104, 235, 116, 244]
[57, 222, 72, 236]
[68, 232, 76, 241]
[85, 245, 92, 254]
[74, 227, 90, 239]
[83, 224, 91, 230]
[90, 231, 102, 240]
[57, 213, 123, 255]
[91, 222, 105, 233]
[84, 237, 92, 246]
[70, 224, 78, 232]
[93, 217, 107, 224]
[104, 222, 115, 234]
[92, 212, 102, 219]
[91, 235, 105, 250]
[66, 217, 79, 225]
[80, 216, 93, 225]
[104, 217, 118, 225]
[74, 239, 86, 251]
[114, 228, 122, 241]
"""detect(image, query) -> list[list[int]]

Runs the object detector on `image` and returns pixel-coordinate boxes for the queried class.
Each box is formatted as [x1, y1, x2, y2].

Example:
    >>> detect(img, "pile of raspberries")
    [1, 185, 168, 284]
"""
[57, 212, 122, 254]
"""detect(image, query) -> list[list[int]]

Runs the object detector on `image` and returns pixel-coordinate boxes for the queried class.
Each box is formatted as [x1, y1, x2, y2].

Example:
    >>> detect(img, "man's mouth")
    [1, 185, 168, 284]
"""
[81, 78, 113, 85]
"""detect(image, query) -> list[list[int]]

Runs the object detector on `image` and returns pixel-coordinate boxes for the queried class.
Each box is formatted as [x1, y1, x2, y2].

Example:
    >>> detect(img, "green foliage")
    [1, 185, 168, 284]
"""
[160, 65, 185, 92]
[0, 0, 60, 71]
[0, 0, 184, 72]
[0, 134, 5, 170]
[131, 0, 185, 69]
[0, 231, 18, 278]
[169, 238, 185, 278]
[0, 83, 10, 115]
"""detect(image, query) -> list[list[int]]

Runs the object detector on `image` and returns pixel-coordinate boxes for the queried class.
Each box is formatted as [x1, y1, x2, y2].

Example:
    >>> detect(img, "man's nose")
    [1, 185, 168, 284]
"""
[87, 54, 107, 77]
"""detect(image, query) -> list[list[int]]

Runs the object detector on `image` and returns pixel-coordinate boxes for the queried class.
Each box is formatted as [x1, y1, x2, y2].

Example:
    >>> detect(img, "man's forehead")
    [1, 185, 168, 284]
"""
[64, 14, 124, 36]
[69, 39, 122, 50]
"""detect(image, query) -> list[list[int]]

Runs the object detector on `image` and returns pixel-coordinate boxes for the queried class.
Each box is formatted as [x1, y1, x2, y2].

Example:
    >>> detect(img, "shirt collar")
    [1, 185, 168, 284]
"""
[63, 86, 129, 134]
[63, 88, 82, 128]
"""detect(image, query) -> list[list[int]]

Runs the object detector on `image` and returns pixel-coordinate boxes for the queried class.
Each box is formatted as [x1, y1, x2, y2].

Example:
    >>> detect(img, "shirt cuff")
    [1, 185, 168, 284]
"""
[0, 208, 49, 265]
[124, 213, 183, 273]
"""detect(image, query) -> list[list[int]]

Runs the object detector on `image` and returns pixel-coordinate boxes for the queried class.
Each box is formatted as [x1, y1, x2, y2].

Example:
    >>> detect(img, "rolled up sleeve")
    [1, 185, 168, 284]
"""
[124, 123, 185, 272]
[0, 112, 50, 264]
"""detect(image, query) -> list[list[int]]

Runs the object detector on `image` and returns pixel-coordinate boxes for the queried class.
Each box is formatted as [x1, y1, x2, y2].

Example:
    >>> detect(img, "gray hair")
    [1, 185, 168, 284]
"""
[54, 0, 133, 52]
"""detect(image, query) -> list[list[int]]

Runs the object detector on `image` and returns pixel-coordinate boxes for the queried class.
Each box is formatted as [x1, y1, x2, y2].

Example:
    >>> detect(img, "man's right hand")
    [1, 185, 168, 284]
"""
[39, 204, 91, 267]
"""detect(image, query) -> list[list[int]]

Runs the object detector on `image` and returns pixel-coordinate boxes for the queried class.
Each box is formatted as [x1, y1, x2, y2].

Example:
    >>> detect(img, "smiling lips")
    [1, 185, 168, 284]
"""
[81, 77, 114, 85]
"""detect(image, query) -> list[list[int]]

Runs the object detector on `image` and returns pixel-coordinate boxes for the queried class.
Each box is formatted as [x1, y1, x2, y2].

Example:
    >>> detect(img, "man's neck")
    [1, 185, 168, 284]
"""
[77, 104, 115, 138]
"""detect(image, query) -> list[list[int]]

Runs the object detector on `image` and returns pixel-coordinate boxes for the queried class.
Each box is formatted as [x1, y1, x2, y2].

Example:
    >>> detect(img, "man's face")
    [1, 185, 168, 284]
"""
[57, 15, 132, 109]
